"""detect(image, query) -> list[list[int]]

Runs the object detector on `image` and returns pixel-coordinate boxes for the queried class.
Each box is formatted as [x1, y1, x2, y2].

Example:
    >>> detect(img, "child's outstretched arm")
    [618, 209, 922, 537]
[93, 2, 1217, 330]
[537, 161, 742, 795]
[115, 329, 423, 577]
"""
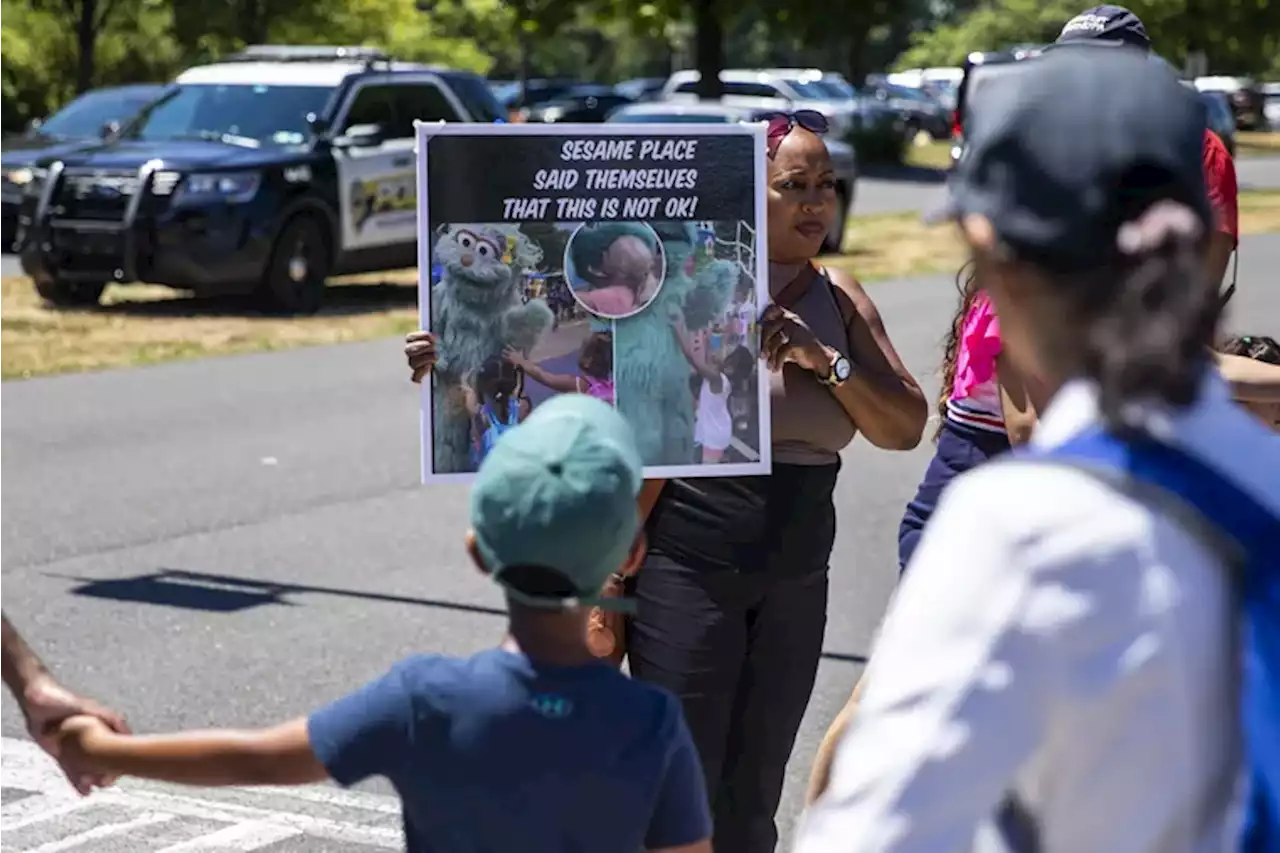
[56, 715, 327, 787]
[504, 347, 578, 393]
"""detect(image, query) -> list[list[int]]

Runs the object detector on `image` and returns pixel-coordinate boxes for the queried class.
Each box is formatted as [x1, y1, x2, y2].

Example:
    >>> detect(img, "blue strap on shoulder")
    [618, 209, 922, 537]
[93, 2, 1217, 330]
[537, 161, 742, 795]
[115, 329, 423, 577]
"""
[1027, 428, 1280, 852]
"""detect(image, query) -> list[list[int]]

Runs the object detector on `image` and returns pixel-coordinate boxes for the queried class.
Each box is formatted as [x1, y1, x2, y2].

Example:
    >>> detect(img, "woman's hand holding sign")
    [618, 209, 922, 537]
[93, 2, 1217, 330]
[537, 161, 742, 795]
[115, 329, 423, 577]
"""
[760, 303, 829, 375]
[405, 331, 438, 384]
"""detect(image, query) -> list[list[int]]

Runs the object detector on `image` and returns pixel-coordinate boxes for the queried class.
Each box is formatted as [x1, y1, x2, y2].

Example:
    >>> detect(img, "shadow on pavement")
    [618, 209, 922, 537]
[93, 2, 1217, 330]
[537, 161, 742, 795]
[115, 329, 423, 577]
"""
[59, 568, 869, 664]
[62, 567, 506, 617]
[63, 279, 418, 320]
[859, 164, 947, 184]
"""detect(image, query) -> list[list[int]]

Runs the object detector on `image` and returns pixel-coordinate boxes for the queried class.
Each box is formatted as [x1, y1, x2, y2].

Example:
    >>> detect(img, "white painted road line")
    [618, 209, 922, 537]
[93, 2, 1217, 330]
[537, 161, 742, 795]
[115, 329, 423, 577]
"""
[2, 737, 403, 851]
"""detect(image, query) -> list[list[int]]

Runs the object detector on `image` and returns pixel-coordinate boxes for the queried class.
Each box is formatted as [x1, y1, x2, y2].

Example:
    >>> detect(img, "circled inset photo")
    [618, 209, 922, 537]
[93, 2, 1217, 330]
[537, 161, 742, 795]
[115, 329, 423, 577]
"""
[563, 221, 666, 320]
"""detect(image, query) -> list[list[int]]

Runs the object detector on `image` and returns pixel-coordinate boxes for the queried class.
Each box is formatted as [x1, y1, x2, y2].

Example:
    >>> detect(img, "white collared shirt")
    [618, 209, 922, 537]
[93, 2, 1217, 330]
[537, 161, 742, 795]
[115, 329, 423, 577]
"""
[794, 375, 1280, 853]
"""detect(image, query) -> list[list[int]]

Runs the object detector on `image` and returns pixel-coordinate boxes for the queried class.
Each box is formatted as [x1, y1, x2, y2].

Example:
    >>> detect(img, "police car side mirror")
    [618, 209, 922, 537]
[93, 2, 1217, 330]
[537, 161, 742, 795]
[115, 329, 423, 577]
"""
[333, 124, 385, 149]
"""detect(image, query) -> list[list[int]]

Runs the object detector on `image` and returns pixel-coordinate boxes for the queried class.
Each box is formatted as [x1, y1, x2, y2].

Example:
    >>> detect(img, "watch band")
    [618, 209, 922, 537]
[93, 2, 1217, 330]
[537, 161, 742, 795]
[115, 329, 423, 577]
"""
[822, 352, 850, 386]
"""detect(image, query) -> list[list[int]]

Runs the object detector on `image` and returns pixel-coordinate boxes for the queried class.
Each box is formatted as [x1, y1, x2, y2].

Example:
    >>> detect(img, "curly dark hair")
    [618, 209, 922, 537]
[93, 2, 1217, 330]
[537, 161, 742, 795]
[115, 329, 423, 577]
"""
[934, 261, 981, 442]
[578, 331, 614, 380]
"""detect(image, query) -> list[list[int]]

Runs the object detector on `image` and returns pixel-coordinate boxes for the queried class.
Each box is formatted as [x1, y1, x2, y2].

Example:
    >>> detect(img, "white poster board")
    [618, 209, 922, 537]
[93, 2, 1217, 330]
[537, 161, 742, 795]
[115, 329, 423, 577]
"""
[415, 121, 770, 483]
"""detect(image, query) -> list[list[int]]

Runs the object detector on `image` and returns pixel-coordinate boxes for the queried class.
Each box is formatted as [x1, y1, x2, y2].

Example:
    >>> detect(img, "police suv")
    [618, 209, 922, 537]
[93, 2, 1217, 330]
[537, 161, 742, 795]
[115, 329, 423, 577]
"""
[16, 46, 503, 313]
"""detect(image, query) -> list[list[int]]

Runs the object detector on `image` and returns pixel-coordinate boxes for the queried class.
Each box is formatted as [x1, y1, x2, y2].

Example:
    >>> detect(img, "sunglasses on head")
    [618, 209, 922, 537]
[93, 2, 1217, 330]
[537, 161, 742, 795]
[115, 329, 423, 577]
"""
[761, 110, 829, 157]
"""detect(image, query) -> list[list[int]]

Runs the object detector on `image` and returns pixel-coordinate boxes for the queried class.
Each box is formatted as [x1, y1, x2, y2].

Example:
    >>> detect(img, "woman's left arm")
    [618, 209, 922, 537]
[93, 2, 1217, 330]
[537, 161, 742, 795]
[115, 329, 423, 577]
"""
[824, 269, 927, 450]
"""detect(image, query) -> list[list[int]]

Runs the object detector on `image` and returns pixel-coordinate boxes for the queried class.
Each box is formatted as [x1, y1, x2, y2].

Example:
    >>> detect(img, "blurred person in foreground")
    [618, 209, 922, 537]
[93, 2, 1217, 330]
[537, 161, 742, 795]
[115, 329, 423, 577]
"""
[794, 45, 1280, 853]
[54, 395, 713, 853]
[2, 612, 129, 794]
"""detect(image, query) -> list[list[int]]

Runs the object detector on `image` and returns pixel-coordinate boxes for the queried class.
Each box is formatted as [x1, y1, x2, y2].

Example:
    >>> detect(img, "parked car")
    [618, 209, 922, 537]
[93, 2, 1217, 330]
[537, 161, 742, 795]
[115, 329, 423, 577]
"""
[613, 78, 667, 102]
[2, 84, 165, 252]
[520, 85, 633, 123]
[860, 81, 950, 140]
[17, 45, 503, 312]
[1264, 82, 1280, 130]
[1196, 76, 1266, 132]
[492, 77, 580, 113]
[808, 72, 907, 162]
[660, 69, 857, 143]
[1200, 90, 1238, 157]
[606, 101, 858, 254]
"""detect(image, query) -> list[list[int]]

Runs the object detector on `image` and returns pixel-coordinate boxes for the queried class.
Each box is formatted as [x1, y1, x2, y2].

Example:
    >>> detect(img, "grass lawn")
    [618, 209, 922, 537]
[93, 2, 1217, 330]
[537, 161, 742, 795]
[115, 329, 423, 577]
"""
[4, 189, 1279, 381]
[1237, 131, 1280, 158]
[903, 139, 954, 171]
[0, 272, 420, 380]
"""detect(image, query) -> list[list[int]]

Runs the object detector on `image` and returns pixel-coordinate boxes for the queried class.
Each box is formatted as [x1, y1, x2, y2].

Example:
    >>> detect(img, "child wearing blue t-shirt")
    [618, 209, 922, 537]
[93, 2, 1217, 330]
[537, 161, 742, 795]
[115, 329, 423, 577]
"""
[53, 395, 713, 853]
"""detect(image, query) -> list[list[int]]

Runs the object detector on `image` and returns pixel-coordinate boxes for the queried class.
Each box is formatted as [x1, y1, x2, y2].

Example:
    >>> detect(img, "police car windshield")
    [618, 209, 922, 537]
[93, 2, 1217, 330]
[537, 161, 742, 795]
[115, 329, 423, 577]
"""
[38, 87, 162, 140]
[123, 83, 332, 147]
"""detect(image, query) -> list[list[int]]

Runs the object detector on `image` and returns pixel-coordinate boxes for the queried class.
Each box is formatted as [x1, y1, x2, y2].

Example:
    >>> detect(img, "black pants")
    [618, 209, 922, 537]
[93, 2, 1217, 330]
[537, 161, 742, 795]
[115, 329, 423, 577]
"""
[630, 464, 837, 853]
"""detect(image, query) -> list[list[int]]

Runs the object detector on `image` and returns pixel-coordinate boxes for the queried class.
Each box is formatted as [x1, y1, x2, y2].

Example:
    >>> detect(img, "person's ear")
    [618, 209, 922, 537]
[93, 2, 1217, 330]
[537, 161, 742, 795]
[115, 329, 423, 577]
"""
[465, 531, 492, 578]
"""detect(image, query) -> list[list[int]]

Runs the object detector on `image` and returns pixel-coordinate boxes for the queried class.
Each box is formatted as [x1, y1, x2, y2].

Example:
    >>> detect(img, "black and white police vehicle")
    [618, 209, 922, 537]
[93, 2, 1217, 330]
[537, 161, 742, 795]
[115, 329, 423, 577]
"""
[16, 46, 503, 313]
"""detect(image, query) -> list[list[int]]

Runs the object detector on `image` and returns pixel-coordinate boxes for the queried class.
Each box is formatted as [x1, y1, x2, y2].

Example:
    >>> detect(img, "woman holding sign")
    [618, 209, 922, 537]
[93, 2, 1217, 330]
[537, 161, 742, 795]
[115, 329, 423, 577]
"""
[403, 113, 927, 853]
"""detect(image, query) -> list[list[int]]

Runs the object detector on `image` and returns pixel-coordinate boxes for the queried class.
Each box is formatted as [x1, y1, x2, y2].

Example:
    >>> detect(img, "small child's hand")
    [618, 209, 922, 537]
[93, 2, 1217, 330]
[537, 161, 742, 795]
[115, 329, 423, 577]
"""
[54, 715, 116, 790]
[57, 714, 110, 747]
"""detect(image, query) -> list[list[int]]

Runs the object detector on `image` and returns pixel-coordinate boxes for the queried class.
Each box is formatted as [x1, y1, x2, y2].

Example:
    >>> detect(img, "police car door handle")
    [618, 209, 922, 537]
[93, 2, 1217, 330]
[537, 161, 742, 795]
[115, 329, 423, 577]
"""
[391, 155, 412, 168]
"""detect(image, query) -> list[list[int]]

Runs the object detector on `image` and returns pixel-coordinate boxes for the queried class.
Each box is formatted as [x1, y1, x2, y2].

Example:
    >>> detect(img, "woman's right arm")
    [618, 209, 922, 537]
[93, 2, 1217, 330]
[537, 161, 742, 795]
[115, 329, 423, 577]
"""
[505, 349, 579, 394]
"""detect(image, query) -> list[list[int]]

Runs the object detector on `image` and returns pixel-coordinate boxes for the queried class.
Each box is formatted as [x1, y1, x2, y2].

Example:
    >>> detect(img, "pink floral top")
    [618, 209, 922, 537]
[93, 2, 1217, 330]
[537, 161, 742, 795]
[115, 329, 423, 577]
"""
[946, 291, 1005, 433]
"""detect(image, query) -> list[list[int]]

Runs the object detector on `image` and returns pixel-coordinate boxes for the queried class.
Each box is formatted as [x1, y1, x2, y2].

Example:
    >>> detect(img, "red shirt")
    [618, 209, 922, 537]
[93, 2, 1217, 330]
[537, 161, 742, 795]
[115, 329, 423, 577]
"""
[1203, 129, 1238, 243]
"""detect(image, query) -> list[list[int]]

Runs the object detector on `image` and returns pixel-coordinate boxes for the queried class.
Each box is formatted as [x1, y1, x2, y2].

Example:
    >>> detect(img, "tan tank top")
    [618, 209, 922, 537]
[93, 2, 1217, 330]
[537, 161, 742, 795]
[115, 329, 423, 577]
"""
[767, 263, 857, 465]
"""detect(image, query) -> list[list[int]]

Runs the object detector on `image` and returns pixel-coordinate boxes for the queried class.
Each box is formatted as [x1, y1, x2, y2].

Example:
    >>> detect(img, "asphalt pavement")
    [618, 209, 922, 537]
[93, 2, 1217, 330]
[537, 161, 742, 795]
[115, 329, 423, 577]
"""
[2, 233, 1279, 852]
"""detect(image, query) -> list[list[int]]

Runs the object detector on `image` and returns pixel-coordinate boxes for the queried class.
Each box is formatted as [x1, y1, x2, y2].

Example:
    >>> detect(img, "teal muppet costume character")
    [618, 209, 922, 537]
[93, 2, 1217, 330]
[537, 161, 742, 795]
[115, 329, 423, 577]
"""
[614, 221, 737, 466]
[430, 223, 553, 474]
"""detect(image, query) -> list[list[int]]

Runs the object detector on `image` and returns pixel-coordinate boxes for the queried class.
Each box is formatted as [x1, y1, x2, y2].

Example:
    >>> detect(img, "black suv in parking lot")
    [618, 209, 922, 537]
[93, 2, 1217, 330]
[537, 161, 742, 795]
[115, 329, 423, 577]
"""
[16, 46, 502, 313]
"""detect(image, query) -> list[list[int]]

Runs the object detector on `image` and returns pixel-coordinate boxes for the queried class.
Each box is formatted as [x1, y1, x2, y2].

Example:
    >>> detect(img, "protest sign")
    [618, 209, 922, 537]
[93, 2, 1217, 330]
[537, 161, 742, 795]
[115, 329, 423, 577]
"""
[415, 121, 770, 483]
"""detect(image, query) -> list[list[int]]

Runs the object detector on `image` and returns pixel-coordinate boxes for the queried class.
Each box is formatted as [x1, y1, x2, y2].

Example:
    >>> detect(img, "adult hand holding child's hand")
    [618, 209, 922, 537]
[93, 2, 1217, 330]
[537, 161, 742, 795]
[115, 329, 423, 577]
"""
[53, 714, 115, 786]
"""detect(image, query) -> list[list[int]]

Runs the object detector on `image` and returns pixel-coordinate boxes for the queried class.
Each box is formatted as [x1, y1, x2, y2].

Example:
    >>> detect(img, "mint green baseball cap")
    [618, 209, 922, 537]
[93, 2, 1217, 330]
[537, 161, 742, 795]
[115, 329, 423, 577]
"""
[470, 394, 642, 611]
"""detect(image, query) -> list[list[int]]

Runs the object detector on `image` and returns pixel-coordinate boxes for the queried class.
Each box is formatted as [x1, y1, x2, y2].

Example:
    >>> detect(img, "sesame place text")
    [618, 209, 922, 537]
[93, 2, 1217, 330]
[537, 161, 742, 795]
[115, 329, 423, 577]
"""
[502, 138, 701, 221]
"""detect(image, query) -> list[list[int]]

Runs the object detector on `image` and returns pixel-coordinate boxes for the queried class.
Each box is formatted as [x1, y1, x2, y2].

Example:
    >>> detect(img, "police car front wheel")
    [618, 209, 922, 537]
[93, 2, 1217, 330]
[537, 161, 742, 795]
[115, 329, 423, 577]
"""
[34, 275, 106, 308]
[260, 215, 331, 314]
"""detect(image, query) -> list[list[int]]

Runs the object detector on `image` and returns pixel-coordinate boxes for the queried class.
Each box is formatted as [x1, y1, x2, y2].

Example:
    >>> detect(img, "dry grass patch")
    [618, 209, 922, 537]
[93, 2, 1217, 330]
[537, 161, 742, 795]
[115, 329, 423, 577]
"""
[1, 270, 421, 380]
[826, 210, 964, 282]
[1237, 131, 1280, 158]
[1240, 188, 1280, 234]
[904, 139, 954, 171]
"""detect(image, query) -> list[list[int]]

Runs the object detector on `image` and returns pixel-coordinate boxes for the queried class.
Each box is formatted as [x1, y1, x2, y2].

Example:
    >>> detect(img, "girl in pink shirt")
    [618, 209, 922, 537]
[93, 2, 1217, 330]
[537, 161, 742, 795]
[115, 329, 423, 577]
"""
[503, 332, 614, 405]
[896, 266, 1046, 572]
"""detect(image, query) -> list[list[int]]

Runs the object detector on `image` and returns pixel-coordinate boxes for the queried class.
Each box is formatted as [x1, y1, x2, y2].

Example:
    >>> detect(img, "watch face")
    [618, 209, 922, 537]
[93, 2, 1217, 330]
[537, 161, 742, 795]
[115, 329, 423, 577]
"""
[834, 356, 852, 381]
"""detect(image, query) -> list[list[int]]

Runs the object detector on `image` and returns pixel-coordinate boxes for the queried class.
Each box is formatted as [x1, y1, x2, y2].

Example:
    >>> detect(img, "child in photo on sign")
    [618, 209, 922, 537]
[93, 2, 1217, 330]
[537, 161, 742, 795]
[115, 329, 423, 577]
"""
[465, 357, 531, 469]
[50, 395, 715, 853]
[503, 331, 615, 405]
[672, 312, 736, 463]
[571, 223, 662, 317]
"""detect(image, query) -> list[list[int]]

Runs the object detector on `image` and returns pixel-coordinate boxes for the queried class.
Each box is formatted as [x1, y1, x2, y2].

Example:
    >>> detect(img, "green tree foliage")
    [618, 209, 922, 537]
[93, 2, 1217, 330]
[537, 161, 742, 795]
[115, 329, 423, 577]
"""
[895, 0, 1280, 77]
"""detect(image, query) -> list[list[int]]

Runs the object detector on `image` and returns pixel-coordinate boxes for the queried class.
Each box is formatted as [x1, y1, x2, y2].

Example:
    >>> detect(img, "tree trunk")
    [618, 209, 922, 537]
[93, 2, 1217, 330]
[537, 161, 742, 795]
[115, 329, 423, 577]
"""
[239, 0, 269, 45]
[692, 0, 724, 100]
[75, 0, 97, 94]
